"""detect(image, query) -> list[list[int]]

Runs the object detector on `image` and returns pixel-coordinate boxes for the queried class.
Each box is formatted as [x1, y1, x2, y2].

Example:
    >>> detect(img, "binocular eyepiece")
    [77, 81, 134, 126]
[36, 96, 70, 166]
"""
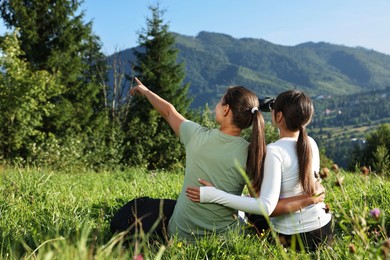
[259, 97, 275, 112]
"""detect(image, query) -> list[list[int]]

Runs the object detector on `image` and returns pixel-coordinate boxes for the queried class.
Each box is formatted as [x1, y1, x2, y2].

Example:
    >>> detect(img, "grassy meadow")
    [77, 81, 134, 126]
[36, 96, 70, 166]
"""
[0, 166, 389, 259]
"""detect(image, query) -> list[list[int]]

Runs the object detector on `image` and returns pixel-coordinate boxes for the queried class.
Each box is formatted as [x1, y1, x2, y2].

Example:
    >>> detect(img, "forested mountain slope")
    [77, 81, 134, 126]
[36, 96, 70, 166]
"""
[108, 31, 390, 168]
[111, 31, 390, 108]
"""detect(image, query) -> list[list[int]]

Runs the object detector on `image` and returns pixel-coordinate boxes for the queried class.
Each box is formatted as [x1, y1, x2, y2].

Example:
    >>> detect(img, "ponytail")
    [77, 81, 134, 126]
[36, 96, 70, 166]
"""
[297, 126, 315, 195]
[223, 86, 266, 195]
[273, 90, 315, 195]
[246, 110, 266, 195]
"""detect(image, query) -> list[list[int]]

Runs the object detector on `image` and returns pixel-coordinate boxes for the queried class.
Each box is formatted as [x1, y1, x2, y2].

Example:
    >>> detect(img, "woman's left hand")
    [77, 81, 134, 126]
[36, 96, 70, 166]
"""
[186, 178, 214, 202]
[129, 77, 149, 96]
[312, 182, 326, 203]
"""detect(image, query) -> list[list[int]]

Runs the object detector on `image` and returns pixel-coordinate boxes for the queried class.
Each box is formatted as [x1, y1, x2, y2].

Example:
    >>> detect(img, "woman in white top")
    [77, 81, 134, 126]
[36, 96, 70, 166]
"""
[186, 90, 333, 251]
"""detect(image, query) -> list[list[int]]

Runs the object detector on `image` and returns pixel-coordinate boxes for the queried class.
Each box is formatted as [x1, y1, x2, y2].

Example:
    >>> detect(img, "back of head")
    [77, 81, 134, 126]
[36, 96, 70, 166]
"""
[222, 86, 259, 130]
[273, 90, 315, 194]
[223, 86, 266, 194]
[273, 90, 313, 131]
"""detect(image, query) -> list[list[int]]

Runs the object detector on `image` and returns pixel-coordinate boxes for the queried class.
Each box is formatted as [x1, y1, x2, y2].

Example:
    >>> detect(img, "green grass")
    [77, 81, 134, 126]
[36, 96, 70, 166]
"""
[0, 166, 389, 259]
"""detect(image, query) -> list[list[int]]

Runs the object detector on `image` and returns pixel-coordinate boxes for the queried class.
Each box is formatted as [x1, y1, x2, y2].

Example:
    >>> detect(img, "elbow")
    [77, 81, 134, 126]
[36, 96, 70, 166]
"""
[269, 206, 282, 217]
[265, 206, 273, 216]
[254, 201, 273, 216]
[260, 198, 275, 216]
[166, 103, 177, 117]
[161, 103, 175, 120]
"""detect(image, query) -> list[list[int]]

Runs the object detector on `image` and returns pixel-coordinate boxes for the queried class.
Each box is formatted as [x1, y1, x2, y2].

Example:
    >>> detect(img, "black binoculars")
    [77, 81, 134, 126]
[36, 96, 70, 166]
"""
[259, 97, 275, 112]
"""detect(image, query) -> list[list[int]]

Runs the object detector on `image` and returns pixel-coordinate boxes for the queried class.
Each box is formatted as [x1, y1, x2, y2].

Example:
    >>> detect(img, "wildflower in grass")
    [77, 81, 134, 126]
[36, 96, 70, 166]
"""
[133, 254, 143, 260]
[349, 243, 356, 253]
[331, 164, 339, 173]
[383, 239, 390, 249]
[382, 239, 390, 258]
[320, 167, 330, 179]
[370, 208, 381, 219]
[335, 176, 344, 186]
[177, 241, 183, 248]
[360, 166, 370, 175]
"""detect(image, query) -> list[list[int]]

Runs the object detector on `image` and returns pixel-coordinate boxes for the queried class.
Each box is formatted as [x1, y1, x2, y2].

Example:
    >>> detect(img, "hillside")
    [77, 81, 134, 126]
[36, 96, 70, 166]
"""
[110, 31, 390, 108]
[309, 87, 390, 168]
[107, 31, 390, 168]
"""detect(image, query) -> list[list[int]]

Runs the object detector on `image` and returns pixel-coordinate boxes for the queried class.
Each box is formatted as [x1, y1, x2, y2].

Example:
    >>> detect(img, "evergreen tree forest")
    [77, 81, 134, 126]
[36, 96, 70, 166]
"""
[0, 1, 198, 171]
[0, 0, 388, 175]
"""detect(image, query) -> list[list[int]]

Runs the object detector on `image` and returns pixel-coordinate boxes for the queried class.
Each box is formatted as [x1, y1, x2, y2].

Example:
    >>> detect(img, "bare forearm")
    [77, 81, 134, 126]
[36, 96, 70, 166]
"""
[270, 195, 314, 217]
[130, 77, 185, 135]
[143, 90, 175, 121]
[142, 89, 186, 137]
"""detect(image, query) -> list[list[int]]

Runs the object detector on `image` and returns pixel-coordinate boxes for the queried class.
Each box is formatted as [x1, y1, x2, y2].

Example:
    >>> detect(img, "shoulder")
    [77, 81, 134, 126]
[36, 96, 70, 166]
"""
[268, 138, 294, 150]
[180, 120, 211, 145]
[180, 120, 198, 128]
[308, 136, 319, 150]
[180, 120, 207, 133]
[266, 138, 297, 161]
[267, 140, 283, 152]
[265, 143, 284, 162]
[308, 136, 317, 143]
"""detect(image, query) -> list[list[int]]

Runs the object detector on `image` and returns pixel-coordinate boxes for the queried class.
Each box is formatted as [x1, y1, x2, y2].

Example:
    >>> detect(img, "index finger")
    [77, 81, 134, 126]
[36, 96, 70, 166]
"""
[198, 178, 214, 187]
[134, 77, 142, 85]
[186, 186, 200, 193]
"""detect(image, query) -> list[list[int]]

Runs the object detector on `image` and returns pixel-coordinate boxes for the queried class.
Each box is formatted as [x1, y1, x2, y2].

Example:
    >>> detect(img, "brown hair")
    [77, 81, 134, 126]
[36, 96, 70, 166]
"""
[272, 90, 315, 194]
[222, 86, 266, 194]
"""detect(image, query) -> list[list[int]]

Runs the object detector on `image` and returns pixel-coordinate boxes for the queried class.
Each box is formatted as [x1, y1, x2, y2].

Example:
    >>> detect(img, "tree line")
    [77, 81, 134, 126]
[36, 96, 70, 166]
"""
[0, 0, 388, 176]
[311, 88, 390, 129]
[0, 1, 194, 171]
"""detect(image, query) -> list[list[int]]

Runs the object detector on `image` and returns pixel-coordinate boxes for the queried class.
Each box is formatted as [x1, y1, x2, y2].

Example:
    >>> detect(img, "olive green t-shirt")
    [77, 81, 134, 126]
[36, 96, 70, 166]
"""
[168, 120, 248, 240]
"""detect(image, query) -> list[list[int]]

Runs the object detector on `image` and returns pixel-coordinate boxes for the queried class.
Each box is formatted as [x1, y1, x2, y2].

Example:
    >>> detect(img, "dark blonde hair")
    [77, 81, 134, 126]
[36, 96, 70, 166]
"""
[222, 86, 266, 194]
[272, 90, 315, 194]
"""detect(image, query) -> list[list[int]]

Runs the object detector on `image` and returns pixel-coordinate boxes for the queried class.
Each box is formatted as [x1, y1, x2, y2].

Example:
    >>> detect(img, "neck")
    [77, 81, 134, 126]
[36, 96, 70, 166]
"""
[278, 128, 299, 139]
[219, 125, 241, 136]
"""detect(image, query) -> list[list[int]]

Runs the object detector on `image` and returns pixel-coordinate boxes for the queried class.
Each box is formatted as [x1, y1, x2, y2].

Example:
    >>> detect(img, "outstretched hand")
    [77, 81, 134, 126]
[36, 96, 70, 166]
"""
[129, 77, 150, 96]
[186, 178, 215, 203]
[312, 182, 326, 204]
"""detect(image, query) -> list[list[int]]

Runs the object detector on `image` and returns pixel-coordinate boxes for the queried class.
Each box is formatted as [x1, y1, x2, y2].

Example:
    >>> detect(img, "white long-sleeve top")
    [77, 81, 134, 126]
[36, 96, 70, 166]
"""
[200, 136, 332, 235]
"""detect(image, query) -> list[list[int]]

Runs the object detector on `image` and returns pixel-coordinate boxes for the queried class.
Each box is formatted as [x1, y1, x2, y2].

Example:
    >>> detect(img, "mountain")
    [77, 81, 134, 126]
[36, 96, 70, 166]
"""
[109, 31, 390, 108]
[107, 31, 390, 168]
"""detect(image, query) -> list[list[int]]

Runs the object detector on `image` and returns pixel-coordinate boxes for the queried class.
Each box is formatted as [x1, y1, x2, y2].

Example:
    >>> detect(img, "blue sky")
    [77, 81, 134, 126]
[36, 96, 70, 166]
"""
[2, 1, 390, 56]
[80, 0, 390, 56]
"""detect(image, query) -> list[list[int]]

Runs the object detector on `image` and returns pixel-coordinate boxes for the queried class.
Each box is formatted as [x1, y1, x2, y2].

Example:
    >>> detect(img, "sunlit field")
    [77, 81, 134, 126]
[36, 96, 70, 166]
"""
[0, 166, 389, 259]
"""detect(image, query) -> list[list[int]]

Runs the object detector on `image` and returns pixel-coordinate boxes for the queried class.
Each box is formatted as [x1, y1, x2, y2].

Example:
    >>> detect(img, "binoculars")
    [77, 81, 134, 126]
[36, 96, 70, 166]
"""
[259, 97, 275, 112]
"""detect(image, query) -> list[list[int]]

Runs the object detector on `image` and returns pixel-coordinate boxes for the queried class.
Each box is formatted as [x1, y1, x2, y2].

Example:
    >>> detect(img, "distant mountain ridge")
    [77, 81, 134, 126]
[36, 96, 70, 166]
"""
[110, 31, 390, 108]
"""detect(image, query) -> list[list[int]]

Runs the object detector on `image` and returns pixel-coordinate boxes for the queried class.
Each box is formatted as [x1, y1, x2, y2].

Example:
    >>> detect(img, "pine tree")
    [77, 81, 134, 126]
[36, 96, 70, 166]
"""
[0, 0, 107, 137]
[363, 123, 390, 174]
[123, 4, 192, 170]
